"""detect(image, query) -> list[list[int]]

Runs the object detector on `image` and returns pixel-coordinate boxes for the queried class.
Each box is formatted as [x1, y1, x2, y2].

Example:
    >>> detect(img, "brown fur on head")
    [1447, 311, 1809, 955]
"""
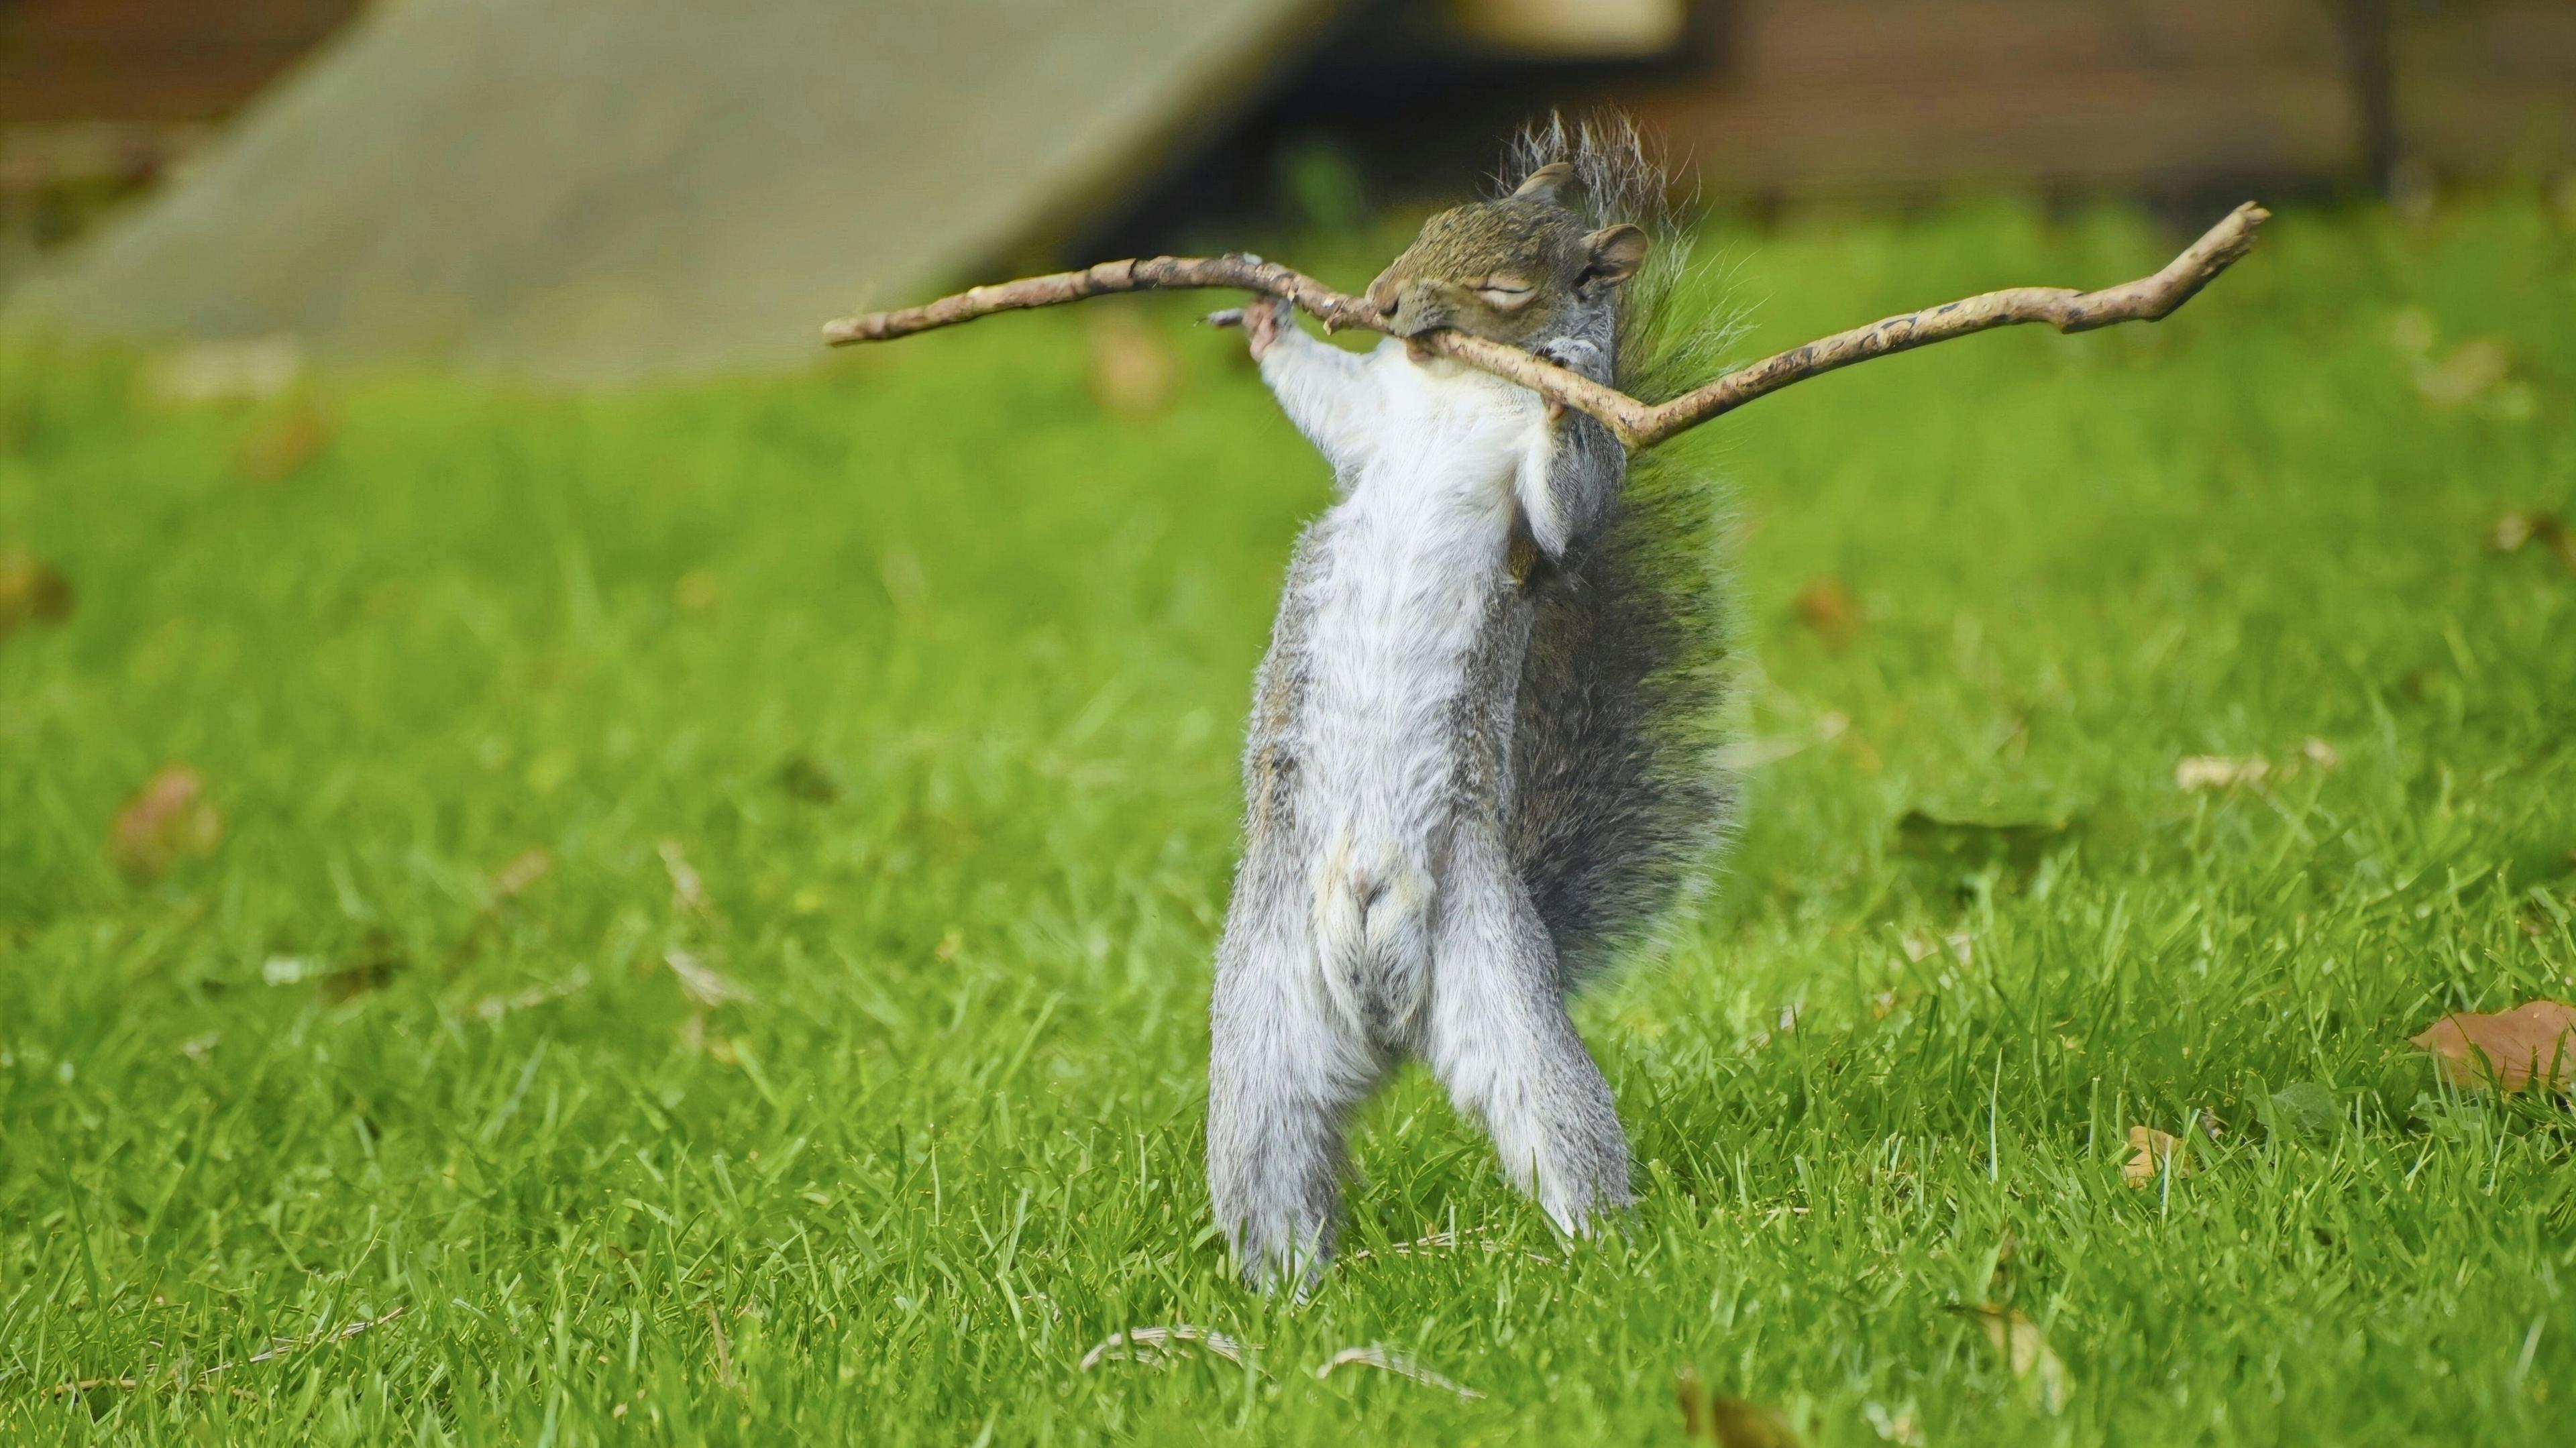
[1364, 162, 1650, 350]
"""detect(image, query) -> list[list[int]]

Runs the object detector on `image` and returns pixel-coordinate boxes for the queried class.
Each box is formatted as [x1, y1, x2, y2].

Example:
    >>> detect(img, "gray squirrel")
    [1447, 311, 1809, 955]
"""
[1207, 117, 1734, 1289]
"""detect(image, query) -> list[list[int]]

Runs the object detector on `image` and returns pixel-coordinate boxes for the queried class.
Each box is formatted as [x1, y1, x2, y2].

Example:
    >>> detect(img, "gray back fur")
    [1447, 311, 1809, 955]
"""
[1497, 117, 1738, 985]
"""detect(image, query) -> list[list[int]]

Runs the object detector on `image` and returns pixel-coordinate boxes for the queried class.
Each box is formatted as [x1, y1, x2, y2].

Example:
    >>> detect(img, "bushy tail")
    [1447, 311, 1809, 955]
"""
[1499, 116, 1737, 986]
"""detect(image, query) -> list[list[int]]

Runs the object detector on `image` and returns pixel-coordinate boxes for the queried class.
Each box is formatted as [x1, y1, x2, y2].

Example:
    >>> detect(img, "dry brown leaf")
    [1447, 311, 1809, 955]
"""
[489, 848, 553, 901]
[1965, 1305, 2072, 1412]
[2123, 1125, 2194, 1188]
[109, 765, 223, 878]
[1678, 1367, 1801, 1447]
[1793, 576, 1861, 646]
[2176, 755, 2269, 791]
[2415, 337, 2512, 406]
[2410, 1001, 2576, 1093]
[234, 398, 336, 484]
[0, 551, 75, 641]
[2491, 511, 2576, 569]
[1085, 309, 1177, 418]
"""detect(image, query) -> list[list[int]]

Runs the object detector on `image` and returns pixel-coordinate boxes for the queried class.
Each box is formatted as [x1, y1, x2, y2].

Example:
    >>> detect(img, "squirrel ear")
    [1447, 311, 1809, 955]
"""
[1581, 224, 1650, 287]
[1511, 162, 1574, 203]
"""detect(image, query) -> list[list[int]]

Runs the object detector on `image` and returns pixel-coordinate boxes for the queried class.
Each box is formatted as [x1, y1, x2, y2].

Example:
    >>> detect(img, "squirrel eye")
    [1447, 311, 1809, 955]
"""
[1474, 282, 1535, 309]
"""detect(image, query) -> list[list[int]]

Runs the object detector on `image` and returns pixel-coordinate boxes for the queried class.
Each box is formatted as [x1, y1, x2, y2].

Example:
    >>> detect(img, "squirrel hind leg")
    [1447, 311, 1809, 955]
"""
[1208, 865, 1388, 1289]
[1418, 834, 1633, 1232]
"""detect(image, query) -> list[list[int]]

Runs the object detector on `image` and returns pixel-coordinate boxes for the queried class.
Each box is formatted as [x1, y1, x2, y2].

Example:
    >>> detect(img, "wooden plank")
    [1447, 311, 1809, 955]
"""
[5, 0, 1346, 380]
[1637, 69, 2357, 190]
[1723, 0, 2347, 80]
[0, 0, 360, 122]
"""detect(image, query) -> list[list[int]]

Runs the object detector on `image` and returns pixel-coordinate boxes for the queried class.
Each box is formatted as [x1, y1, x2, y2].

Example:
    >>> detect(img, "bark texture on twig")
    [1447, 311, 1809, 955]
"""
[822, 203, 2267, 451]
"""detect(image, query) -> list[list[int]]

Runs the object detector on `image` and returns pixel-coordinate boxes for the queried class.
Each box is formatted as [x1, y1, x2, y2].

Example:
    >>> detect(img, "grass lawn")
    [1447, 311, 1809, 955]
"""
[3, 195, 2573, 1445]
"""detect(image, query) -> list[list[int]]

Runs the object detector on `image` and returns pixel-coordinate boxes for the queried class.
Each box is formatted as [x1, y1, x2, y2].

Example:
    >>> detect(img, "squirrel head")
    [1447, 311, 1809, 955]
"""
[1363, 161, 1649, 351]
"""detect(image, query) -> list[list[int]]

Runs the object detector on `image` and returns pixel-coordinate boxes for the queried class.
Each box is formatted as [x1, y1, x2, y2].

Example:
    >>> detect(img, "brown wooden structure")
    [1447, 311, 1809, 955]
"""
[2, 0, 2567, 378]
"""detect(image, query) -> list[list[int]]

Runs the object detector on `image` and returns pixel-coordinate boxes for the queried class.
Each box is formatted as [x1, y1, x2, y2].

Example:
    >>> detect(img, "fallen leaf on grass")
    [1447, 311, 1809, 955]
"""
[2410, 1001, 2576, 1093]
[473, 968, 591, 1023]
[658, 838, 706, 913]
[488, 848, 553, 902]
[2123, 1125, 2194, 1188]
[2491, 511, 2576, 570]
[1085, 309, 1177, 418]
[1078, 1324, 1252, 1372]
[233, 398, 336, 484]
[1677, 1366, 1801, 1447]
[1961, 1304, 2072, 1412]
[665, 950, 750, 1008]
[1792, 576, 1861, 646]
[2176, 755, 2269, 791]
[0, 551, 74, 640]
[2414, 337, 2515, 408]
[110, 765, 223, 878]
[1313, 1345, 1481, 1400]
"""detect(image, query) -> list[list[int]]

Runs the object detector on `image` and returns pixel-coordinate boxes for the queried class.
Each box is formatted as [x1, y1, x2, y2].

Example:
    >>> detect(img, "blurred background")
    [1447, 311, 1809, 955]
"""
[1, 0, 2569, 380]
[3, 9, 2574, 1438]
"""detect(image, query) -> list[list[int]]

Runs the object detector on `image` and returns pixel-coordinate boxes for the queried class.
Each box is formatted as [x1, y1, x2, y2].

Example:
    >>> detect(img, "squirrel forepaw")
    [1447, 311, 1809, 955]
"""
[1240, 296, 1292, 359]
[1532, 336, 1603, 372]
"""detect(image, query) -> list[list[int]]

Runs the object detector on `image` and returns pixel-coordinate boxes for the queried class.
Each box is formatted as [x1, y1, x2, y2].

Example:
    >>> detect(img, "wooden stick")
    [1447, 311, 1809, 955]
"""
[822, 203, 2268, 451]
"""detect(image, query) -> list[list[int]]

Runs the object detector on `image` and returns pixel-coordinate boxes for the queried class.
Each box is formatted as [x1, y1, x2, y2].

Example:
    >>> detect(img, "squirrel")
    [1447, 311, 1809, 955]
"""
[1207, 117, 1735, 1289]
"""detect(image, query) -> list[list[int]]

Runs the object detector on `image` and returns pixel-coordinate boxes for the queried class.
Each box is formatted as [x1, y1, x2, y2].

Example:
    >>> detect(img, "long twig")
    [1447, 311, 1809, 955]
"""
[822, 204, 2267, 451]
[48, 1305, 408, 1400]
[1077, 1324, 1254, 1372]
[1313, 1345, 1483, 1400]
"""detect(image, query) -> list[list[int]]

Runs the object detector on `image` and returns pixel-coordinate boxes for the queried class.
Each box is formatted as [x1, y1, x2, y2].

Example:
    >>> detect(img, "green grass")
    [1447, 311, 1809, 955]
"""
[3, 195, 2574, 1445]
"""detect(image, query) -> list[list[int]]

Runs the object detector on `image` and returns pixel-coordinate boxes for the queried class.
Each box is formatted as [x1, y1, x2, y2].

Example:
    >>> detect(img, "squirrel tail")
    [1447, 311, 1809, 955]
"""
[1500, 115, 1739, 987]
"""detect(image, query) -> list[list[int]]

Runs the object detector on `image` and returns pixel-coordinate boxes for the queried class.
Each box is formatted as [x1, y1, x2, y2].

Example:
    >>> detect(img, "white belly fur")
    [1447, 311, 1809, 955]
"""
[1298, 347, 1551, 1029]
